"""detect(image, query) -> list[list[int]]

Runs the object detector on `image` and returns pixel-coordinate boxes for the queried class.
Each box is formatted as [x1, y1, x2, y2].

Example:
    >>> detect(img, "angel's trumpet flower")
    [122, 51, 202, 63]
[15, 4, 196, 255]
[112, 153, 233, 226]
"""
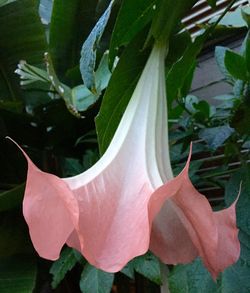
[10, 42, 240, 279]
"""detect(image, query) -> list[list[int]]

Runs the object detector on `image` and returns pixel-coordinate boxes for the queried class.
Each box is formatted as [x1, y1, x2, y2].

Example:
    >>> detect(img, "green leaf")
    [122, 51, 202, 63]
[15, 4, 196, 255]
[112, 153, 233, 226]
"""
[167, 31, 207, 107]
[96, 30, 149, 154]
[0, 183, 25, 212]
[61, 158, 84, 177]
[109, 0, 156, 63]
[72, 52, 112, 112]
[80, 1, 113, 90]
[82, 149, 99, 170]
[72, 85, 99, 112]
[120, 263, 135, 279]
[168, 193, 250, 293]
[199, 125, 234, 150]
[225, 167, 250, 238]
[222, 167, 250, 293]
[121, 252, 161, 284]
[0, 0, 16, 7]
[245, 38, 250, 73]
[225, 50, 248, 81]
[193, 100, 211, 120]
[0, 0, 47, 100]
[167, 30, 192, 70]
[0, 254, 37, 293]
[231, 101, 250, 135]
[0, 212, 31, 257]
[149, 0, 198, 43]
[169, 258, 217, 293]
[95, 51, 112, 92]
[79, 264, 114, 293]
[50, 248, 78, 289]
[49, 0, 98, 79]
[220, 245, 250, 293]
[15, 61, 51, 86]
[185, 95, 199, 113]
[133, 252, 161, 285]
[181, 60, 196, 98]
[233, 79, 245, 98]
[215, 46, 234, 81]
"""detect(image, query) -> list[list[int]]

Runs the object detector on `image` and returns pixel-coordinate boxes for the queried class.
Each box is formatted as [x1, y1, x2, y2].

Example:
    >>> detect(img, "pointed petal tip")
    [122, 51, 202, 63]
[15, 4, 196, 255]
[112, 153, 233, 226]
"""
[5, 136, 30, 162]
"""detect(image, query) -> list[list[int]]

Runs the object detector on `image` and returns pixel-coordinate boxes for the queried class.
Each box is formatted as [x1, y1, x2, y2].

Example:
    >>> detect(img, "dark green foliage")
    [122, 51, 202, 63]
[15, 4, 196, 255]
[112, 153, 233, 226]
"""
[0, 254, 37, 293]
[109, 0, 156, 63]
[49, 0, 99, 81]
[225, 50, 248, 81]
[50, 248, 79, 289]
[80, 264, 114, 293]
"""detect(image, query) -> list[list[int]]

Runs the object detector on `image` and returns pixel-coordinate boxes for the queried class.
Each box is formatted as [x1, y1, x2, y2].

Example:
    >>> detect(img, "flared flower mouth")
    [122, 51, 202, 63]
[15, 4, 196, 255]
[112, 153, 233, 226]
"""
[8, 42, 240, 279]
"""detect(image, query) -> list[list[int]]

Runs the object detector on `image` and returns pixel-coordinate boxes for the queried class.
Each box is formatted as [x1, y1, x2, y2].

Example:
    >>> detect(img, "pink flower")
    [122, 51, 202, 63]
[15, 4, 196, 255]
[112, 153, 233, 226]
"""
[10, 43, 240, 279]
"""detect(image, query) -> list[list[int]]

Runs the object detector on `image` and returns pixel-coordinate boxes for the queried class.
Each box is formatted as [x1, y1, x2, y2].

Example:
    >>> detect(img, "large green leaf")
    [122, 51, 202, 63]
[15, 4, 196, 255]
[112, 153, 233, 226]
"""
[220, 242, 250, 293]
[167, 31, 207, 107]
[0, 0, 16, 7]
[222, 167, 250, 293]
[0, 183, 25, 212]
[50, 248, 78, 289]
[169, 258, 217, 293]
[0, 212, 31, 257]
[224, 50, 248, 81]
[132, 252, 161, 285]
[109, 0, 156, 63]
[215, 46, 234, 82]
[49, 0, 98, 80]
[245, 38, 250, 73]
[170, 252, 250, 293]
[79, 264, 114, 293]
[95, 31, 149, 154]
[225, 166, 250, 240]
[230, 101, 250, 135]
[0, 254, 37, 293]
[121, 252, 161, 284]
[0, 0, 47, 100]
[149, 0, 198, 43]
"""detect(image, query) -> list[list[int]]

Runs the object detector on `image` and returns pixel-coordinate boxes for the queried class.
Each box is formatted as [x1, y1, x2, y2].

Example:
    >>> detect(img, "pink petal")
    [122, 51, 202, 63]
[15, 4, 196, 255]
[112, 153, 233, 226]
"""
[64, 152, 154, 272]
[7, 138, 79, 260]
[8, 142, 155, 272]
[149, 149, 240, 279]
